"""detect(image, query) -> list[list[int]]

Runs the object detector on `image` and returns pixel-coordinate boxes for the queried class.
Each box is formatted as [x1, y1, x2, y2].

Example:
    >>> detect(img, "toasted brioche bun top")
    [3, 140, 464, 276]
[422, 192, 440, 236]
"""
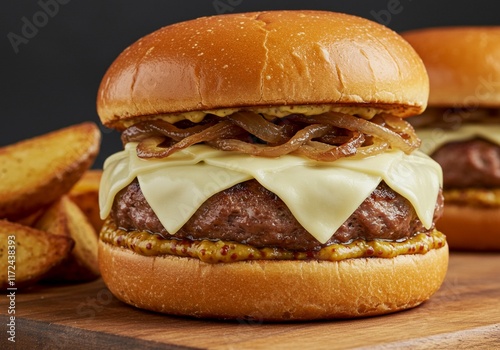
[402, 26, 500, 108]
[97, 10, 429, 130]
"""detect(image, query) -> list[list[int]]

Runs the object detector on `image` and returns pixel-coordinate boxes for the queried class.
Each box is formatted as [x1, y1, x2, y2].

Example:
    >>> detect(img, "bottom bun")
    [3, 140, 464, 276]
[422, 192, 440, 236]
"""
[99, 238, 448, 321]
[436, 204, 500, 251]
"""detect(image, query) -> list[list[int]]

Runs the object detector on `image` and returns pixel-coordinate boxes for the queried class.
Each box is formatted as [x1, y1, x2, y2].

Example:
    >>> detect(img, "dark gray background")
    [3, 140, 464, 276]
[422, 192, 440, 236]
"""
[2, 0, 499, 168]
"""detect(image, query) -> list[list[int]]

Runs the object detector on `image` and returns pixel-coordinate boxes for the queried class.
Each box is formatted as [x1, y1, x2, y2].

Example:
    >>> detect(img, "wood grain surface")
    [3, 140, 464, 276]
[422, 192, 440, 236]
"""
[2, 252, 499, 349]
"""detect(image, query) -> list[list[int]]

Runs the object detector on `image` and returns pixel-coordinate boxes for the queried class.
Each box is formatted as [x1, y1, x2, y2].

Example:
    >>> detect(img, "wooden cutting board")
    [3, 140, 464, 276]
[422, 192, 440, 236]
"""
[2, 252, 500, 349]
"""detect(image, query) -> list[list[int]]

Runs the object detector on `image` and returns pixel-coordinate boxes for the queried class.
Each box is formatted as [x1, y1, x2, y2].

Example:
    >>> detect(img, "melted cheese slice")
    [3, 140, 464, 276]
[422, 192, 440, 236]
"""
[417, 124, 500, 155]
[100, 144, 442, 244]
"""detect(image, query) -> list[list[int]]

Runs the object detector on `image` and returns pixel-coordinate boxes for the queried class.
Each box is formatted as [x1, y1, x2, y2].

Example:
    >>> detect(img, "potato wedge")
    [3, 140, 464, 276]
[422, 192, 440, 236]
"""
[0, 122, 101, 220]
[15, 208, 45, 227]
[69, 169, 103, 233]
[0, 220, 74, 289]
[34, 198, 68, 237]
[37, 196, 100, 282]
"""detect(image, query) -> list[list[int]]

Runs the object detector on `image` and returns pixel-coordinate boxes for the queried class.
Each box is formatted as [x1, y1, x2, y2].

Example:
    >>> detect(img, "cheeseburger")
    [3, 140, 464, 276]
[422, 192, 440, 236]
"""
[97, 11, 448, 321]
[403, 27, 500, 251]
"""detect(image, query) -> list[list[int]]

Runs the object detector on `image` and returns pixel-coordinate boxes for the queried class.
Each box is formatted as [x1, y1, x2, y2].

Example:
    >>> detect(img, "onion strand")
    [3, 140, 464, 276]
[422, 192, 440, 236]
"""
[210, 124, 332, 157]
[128, 111, 420, 161]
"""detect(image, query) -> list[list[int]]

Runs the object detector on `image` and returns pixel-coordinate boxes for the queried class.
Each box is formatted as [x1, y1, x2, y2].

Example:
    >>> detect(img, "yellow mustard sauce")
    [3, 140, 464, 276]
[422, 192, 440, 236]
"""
[119, 104, 383, 128]
[444, 188, 500, 207]
[101, 220, 446, 263]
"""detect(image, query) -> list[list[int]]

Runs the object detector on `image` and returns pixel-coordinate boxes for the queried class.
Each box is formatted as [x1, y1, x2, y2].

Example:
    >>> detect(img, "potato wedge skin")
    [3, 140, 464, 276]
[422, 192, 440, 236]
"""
[36, 196, 100, 282]
[34, 198, 68, 237]
[14, 208, 46, 227]
[0, 220, 74, 289]
[0, 122, 101, 220]
[69, 170, 103, 233]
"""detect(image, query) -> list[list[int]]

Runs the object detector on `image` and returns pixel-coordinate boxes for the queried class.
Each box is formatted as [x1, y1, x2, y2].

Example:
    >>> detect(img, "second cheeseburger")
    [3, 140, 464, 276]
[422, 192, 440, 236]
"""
[403, 27, 500, 251]
[97, 11, 448, 321]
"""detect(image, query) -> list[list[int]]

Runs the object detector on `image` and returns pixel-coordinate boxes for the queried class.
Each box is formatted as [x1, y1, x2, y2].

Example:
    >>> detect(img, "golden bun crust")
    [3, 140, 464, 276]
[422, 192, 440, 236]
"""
[436, 204, 500, 251]
[98, 239, 448, 321]
[402, 26, 500, 107]
[97, 10, 429, 130]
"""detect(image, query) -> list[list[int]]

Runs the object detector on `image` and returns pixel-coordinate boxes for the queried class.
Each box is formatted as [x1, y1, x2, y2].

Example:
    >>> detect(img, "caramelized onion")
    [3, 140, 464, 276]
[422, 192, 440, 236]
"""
[121, 119, 216, 145]
[289, 113, 418, 154]
[381, 114, 421, 150]
[355, 138, 390, 158]
[129, 110, 419, 161]
[137, 121, 241, 158]
[210, 124, 332, 157]
[135, 136, 169, 158]
[227, 112, 291, 144]
[295, 131, 364, 161]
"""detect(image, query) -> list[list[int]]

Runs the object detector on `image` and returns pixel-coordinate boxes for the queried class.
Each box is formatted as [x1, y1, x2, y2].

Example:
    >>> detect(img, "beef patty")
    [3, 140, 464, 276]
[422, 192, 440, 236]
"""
[432, 138, 500, 189]
[111, 179, 443, 251]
